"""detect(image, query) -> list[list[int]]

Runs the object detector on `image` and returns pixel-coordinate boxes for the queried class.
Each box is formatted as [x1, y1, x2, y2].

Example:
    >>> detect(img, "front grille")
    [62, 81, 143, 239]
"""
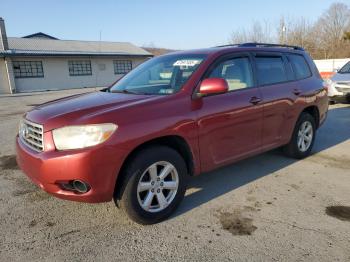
[337, 82, 350, 86]
[20, 119, 44, 152]
[335, 85, 350, 93]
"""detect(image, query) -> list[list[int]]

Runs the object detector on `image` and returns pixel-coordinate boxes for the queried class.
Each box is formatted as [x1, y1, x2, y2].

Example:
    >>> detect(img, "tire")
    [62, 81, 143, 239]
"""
[283, 112, 316, 159]
[115, 146, 188, 225]
[347, 96, 350, 104]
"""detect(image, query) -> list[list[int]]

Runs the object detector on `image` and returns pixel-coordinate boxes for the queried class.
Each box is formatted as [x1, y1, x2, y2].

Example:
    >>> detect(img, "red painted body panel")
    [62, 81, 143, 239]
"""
[196, 87, 263, 171]
[16, 46, 328, 203]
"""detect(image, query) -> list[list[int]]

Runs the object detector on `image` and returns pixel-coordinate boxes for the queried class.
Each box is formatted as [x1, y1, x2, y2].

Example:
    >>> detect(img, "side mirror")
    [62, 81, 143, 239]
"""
[197, 78, 229, 97]
[333, 68, 339, 73]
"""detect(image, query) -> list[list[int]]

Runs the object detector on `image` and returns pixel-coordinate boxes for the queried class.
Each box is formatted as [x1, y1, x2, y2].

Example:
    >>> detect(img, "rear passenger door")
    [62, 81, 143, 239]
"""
[253, 52, 298, 150]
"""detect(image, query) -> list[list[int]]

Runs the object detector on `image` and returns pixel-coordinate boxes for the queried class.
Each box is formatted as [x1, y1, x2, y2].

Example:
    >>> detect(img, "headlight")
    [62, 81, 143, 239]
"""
[52, 123, 117, 150]
[18, 119, 25, 136]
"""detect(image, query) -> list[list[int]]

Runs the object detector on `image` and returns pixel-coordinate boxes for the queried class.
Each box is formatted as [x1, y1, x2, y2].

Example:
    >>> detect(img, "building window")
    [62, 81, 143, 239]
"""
[13, 61, 44, 78]
[68, 60, 92, 76]
[114, 60, 132, 74]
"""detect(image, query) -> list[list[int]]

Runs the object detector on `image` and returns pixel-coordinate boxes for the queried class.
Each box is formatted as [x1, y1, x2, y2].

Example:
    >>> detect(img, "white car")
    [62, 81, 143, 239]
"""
[327, 61, 350, 103]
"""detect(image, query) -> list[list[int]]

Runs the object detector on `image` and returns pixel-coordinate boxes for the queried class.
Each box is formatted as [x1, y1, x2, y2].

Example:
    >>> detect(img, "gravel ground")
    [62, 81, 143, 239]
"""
[0, 89, 349, 262]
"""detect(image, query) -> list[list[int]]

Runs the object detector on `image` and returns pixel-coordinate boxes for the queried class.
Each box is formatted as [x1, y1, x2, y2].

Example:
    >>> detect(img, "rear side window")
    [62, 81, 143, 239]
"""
[255, 56, 287, 85]
[288, 54, 312, 80]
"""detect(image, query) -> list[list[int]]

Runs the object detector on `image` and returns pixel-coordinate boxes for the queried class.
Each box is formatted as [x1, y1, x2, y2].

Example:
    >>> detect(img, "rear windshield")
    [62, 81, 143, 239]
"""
[339, 61, 350, 74]
[110, 54, 206, 95]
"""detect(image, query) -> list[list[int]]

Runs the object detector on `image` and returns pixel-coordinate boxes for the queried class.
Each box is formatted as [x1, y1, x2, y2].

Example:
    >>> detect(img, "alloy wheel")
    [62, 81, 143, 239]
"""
[137, 161, 179, 213]
[297, 120, 313, 152]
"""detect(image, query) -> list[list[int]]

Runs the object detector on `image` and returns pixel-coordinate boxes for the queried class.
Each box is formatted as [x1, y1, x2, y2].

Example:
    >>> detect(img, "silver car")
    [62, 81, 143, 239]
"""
[327, 61, 350, 103]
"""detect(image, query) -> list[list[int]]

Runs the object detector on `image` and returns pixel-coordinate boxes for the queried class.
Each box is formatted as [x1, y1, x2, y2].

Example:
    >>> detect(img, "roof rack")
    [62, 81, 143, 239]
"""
[216, 42, 304, 51]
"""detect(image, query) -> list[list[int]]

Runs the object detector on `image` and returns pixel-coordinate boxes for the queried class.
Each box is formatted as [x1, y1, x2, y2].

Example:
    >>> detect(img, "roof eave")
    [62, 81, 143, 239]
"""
[0, 51, 153, 58]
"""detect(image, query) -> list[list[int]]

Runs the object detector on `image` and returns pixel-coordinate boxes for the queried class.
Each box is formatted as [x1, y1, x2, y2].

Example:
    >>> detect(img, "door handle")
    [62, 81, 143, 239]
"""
[293, 88, 301, 96]
[249, 96, 262, 105]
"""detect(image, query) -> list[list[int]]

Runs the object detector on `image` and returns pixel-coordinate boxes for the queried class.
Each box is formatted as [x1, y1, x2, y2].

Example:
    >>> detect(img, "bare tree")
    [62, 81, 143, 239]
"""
[313, 2, 350, 58]
[229, 21, 274, 44]
[278, 16, 319, 57]
[229, 2, 350, 59]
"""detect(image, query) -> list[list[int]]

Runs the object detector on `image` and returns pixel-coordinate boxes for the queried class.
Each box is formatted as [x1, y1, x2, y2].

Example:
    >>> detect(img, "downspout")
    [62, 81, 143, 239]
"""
[4, 57, 15, 93]
[0, 17, 15, 94]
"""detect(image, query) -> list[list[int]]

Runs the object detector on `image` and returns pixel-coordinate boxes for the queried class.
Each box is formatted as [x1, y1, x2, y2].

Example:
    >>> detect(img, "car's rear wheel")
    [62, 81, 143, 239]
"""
[283, 112, 316, 159]
[115, 146, 188, 224]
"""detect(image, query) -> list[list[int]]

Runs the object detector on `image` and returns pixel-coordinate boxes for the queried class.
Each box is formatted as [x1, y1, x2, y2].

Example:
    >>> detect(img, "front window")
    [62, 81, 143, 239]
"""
[339, 62, 350, 74]
[207, 57, 254, 91]
[110, 54, 206, 95]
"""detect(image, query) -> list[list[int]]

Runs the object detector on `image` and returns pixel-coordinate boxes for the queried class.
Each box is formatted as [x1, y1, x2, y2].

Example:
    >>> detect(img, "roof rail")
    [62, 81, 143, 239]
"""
[216, 43, 304, 51]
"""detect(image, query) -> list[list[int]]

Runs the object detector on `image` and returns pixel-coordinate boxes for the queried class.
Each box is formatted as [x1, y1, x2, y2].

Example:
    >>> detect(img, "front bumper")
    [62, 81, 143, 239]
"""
[329, 94, 350, 103]
[16, 135, 126, 203]
[328, 82, 350, 102]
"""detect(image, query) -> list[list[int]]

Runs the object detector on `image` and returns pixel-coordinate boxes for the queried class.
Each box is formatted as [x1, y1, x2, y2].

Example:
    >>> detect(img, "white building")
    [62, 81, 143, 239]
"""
[0, 18, 152, 94]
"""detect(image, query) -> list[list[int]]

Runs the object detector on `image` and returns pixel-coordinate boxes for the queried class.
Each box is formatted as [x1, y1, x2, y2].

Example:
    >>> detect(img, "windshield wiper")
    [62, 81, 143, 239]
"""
[111, 89, 153, 95]
[110, 89, 138, 94]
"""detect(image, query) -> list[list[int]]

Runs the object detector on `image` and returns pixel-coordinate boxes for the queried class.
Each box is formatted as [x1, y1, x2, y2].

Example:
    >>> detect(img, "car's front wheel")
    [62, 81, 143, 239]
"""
[115, 146, 188, 224]
[283, 112, 316, 159]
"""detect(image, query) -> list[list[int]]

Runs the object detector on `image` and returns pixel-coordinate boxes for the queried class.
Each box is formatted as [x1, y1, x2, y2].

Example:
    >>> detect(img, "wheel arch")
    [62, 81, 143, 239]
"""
[113, 135, 194, 202]
[301, 105, 320, 128]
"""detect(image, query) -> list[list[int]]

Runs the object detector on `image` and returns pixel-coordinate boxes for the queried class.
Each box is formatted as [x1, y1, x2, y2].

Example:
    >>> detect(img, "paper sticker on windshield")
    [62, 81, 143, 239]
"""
[173, 60, 201, 67]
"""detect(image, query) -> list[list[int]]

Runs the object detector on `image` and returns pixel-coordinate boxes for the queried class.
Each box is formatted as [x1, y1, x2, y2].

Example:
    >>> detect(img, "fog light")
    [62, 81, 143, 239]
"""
[72, 180, 90, 193]
[59, 180, 90, 193]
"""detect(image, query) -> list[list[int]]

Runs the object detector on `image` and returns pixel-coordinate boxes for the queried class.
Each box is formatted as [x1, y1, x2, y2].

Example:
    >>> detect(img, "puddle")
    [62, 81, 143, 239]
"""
[29, 220, 37, 227]
[58, 229, 80, 238]
[290, 184, 300, 190]
[12, 189, 37, 197]
[11, 176, 49, 201]
[0, 155, 19, 170]
[219, 211, 257, 236]
[46, 221, 56, 227]
[326, 206, 350, 222]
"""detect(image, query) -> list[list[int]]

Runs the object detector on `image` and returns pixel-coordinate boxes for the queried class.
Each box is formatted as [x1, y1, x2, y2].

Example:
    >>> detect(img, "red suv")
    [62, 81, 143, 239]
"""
[16, 43, 328, 224]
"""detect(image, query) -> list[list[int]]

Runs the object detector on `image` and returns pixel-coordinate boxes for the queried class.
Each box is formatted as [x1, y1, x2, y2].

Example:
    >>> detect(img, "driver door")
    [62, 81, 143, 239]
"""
[196, 54, 263, 172]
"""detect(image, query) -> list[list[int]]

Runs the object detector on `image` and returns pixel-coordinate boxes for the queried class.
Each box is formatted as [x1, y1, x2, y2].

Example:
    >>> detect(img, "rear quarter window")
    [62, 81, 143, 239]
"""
[255, 56, 288, 85]
[288, 54, 312, 80]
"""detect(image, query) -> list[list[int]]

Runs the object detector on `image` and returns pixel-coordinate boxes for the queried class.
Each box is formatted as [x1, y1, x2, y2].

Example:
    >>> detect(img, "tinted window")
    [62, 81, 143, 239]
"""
[339, 61, 350, 74]
[255, 56, 287, 85]
[288, 54, 312, 79]
[208, 57, 254, 91]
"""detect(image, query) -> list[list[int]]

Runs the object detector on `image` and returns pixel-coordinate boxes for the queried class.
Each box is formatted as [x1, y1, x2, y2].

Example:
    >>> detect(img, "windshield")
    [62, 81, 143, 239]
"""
[110, 54, 206, 95]
[339, 61, 350, 74]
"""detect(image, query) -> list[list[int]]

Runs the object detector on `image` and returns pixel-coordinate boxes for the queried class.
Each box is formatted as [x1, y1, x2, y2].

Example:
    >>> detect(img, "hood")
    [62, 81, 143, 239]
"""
[25, 91, 158, 131]
[331, 72, 350, 82]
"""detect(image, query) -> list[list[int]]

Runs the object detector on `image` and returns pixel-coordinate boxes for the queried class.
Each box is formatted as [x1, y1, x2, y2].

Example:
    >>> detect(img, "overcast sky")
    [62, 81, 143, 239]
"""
[1, 0, 345, 49]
